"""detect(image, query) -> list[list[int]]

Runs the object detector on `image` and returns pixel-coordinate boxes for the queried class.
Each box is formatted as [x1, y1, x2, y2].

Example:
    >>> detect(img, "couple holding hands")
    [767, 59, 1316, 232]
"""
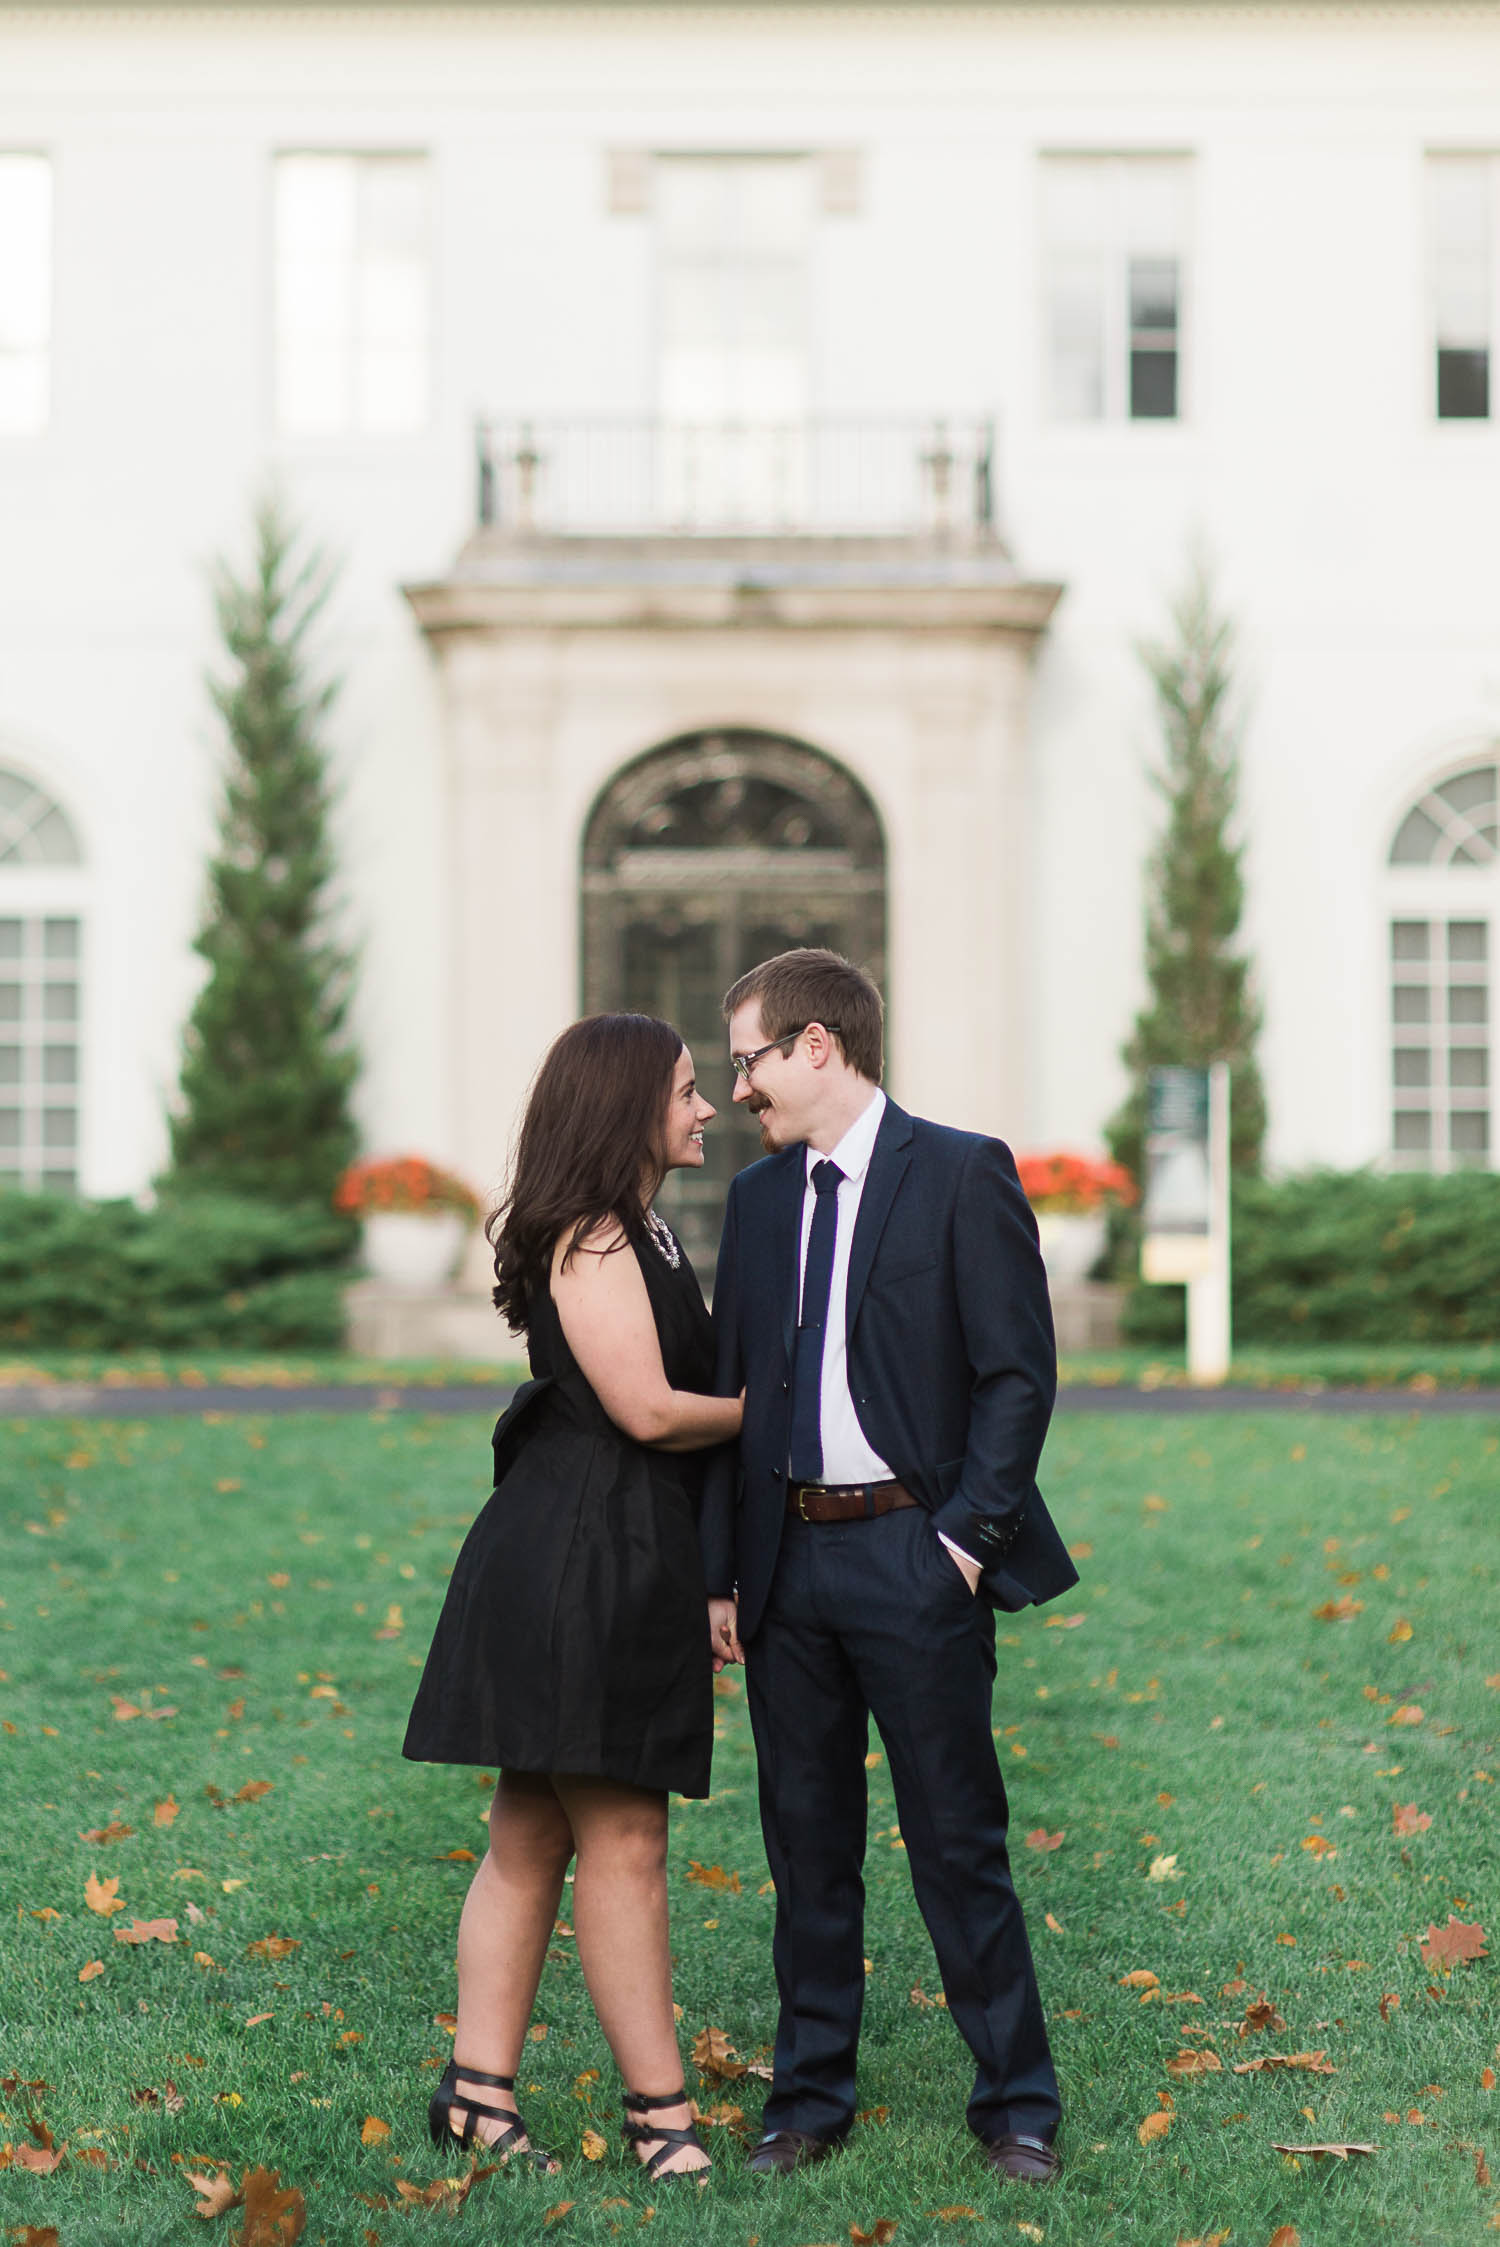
[403, 949, 1079, 2190]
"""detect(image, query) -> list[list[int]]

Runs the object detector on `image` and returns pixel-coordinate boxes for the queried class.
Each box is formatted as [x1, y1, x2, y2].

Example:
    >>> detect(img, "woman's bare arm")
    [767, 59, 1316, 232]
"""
[551, 1226, 743, 1452]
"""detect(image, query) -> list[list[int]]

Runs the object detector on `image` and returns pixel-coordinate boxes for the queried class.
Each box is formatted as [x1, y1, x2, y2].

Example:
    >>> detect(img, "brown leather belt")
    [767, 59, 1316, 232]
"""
[786, 1478, 920, 1524]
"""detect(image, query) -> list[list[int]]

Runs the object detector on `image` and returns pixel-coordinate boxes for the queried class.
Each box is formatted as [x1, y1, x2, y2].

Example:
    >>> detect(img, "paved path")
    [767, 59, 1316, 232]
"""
[3, 1382, 1500, 1419]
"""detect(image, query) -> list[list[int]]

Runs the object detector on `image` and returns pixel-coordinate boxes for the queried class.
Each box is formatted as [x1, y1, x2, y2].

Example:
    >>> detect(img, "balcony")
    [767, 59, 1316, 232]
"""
[474, 416, 998, 542]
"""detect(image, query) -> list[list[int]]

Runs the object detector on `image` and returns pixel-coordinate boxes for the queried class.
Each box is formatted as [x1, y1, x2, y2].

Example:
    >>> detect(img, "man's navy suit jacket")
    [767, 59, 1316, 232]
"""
[698, 1095, 1080, 1644]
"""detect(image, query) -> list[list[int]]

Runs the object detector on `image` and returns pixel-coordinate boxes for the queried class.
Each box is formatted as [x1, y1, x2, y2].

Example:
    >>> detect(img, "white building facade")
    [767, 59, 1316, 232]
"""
[2, 1, 1499, 1263]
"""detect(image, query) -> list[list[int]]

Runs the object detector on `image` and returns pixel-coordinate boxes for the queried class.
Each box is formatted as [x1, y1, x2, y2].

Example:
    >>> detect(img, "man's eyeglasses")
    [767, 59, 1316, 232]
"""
[729, 1025, 842, 1084]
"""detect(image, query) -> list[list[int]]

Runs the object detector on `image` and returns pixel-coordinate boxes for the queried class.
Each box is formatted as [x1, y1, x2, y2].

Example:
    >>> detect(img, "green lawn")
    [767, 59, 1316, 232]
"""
[1, 1409, 1496, 2247]
[5, 1340, 1500, 1392]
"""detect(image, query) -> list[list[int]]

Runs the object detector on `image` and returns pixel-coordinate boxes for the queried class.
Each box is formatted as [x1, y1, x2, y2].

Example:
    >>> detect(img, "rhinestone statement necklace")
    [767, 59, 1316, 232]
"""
[645, 1208, 682, 1269]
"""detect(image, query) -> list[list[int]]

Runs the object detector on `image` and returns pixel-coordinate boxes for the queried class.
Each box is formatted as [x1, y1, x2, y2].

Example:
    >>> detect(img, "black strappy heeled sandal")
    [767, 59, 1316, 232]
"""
[621, 2086, 711, 2181]
[427, 2058, 557, 2171]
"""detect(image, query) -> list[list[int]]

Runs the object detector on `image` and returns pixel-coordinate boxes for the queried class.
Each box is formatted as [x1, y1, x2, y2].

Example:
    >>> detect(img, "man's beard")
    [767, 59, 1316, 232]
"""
[747, 1097, 781, 1152]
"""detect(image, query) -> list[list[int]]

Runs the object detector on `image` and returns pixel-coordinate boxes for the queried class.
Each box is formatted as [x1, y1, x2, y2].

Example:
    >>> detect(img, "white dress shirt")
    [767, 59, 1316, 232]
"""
[794, 1088, 979, 1574]
[796, 1086, 893, 1485]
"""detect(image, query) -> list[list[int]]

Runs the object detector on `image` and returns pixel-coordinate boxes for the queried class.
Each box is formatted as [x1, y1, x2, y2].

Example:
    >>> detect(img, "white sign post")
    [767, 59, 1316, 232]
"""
[1140, 1061, 1232, 1385]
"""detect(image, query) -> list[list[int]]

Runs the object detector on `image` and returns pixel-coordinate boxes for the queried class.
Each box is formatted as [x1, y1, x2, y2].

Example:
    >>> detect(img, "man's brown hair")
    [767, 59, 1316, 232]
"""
[722, 948, 884, 1083]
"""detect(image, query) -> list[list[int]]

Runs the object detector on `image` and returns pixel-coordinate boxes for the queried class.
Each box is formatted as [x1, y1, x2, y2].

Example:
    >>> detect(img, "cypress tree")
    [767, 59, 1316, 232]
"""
[165, 498, 359, 1206]
[1106, 560, 1267, 1186]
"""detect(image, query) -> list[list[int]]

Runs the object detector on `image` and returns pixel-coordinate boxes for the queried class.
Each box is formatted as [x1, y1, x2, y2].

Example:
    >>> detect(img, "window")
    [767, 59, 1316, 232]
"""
[0, 769, 83, 1192]
[0, 154, 51, 435]
[1428, 156, 1493, 421]
[1041, 156, 1190, 423]
[273, 153, 430, 435]
[656, 156, 813, 522]
[1387, 762, 1498, 1168]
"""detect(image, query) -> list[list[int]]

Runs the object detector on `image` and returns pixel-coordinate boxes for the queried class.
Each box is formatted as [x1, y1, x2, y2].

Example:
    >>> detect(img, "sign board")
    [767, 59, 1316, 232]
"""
[1141, 1066, 1214, 1280]
[1140, 1061, 1231, 1382]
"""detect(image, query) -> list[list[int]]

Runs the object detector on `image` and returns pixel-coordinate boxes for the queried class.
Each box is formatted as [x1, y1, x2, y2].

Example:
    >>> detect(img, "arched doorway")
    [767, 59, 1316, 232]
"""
[582, 728, 887, 1277]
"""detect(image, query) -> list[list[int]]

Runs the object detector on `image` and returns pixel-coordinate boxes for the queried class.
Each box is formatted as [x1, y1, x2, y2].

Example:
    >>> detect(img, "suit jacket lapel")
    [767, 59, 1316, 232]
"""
[765, 1149, 806, 1365]
[845, 1099, 914, 1341]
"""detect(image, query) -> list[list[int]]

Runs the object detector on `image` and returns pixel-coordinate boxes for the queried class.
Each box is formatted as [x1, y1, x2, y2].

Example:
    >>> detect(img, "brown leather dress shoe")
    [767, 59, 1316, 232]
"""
[746, 2128, 842, 2176]
[982, 2132, 1062, 2183]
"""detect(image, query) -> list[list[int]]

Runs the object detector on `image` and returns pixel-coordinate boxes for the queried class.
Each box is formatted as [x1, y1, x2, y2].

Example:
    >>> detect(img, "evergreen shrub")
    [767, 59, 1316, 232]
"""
[1122, 1169, 1500, 1345]
[0, 1190, 350, 1350]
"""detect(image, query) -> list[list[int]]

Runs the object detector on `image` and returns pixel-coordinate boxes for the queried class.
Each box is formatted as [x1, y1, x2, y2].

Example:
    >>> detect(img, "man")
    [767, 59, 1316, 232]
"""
[700, 949, 1078, 2186]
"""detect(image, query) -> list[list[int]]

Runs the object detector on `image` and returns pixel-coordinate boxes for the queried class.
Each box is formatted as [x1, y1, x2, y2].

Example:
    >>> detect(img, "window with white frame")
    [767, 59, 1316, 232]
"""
[1428, 154, 1495, 421]
[655, 155, 813, 523]
[1041, 155, 1190, 423]
[0, 768, 84, 1192]
[1387, 762, 1498, 1168]
[0, 154, 51, 436]
[273, 153, 430, 435]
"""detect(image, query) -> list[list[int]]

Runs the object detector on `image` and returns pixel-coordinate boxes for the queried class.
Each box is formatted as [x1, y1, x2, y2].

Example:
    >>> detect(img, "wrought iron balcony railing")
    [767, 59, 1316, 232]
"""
[474, 416, 997, 539]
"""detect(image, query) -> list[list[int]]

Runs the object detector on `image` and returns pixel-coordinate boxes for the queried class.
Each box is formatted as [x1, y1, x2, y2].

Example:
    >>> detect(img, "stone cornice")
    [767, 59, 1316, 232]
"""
[3, 2, 1494, 22]
[405, 540, 1065, 637]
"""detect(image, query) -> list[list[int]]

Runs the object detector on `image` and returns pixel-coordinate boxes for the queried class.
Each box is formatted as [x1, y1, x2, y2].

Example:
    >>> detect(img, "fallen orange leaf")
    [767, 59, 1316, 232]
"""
[1270, 2142, 1376, 2160]
[1268, 2229, 1300, 2247]
[685, 1861, 742, 1893]
[1312, 1598, 1362, 1622]
[84, 1872, 125, 1917]
[1232, 2053, 1337, 2076]
[1138, 2108, 1172, 2144]
[1420, 1916, 1487, 1967]
[1387, 1703, 1425, 1727]
[113, 1917, 179, 1945]
[239, 2164, 306, 2246]
[235, 1781, 274, 1804]
[360, 2117, 390, 2146]
[1392, 1803, 1432, 1836]
[154, 1797, 181, 1827]
[1120, 1969, 1159, 1989]
[78, 1960, 105, 1983]
[580, 2129, 607, 2161]
[16, 2143, 67, 2177]
[186, 2166, 241, 2219]
[1166, 2048, 1223, 2077]
[1024, 1829, 1064, 1852]
[543, 2204, 575, 2227]
[850, 2224, 898, 2245]
[247, 1935, 300, 1961]
[80, 1820, 134, 1844]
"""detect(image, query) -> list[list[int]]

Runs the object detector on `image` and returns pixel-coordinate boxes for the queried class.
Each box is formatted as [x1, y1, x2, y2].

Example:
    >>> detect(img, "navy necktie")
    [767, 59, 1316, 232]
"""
[788, 1158, 845, 1483]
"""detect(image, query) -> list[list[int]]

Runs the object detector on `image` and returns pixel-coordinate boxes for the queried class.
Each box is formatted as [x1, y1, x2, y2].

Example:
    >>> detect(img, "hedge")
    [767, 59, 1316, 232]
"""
[0, 1190, 353, 1351]
[1122, 1169, 1500, 1345]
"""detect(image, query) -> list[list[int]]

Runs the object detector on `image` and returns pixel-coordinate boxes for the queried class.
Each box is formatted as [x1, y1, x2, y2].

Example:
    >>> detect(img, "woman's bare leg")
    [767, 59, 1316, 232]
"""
[447, 1769, 574, 2158]
[552, 1773, 708, 2176]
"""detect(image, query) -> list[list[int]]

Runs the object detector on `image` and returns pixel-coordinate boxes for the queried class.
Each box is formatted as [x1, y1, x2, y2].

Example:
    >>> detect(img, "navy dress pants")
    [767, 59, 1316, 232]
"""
[745, 1504, 1061, 2145]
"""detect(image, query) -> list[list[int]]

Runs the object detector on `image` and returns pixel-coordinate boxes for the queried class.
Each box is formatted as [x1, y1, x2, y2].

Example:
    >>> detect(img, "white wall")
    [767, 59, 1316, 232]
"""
[2, 3, 1497, 1193]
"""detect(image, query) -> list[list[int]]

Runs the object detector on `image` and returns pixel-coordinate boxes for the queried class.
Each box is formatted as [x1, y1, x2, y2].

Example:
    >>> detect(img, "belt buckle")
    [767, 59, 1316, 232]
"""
[796, 1484, 812, 1522]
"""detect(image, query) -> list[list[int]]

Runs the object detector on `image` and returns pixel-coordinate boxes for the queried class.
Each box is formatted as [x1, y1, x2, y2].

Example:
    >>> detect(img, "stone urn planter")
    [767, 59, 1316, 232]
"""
[360, 1210, 467, 1291]
[1018, 1152, 1136, 1288]
[335, 1155, 481, 1293]
[1034, 1210, 1109, 1284]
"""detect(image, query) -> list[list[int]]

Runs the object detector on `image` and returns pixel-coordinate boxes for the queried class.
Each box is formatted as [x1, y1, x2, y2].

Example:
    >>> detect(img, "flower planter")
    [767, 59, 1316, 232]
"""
[1035, 1210, 1109, 1285]
[361, 1211, 467, 1291]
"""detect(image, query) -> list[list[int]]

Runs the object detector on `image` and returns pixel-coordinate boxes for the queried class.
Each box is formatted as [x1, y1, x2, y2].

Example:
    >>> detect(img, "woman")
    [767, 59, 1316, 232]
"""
[403, 1015, 741, 2183]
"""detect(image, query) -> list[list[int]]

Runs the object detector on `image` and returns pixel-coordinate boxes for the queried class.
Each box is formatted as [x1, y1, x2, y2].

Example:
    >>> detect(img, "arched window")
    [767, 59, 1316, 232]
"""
[0, 767, 85, 1192]
[1386, 759, 1497, 1169]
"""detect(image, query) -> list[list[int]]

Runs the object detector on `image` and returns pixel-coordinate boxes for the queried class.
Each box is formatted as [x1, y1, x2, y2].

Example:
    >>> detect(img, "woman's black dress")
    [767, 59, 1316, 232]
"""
[403, 1227, 716, 1798]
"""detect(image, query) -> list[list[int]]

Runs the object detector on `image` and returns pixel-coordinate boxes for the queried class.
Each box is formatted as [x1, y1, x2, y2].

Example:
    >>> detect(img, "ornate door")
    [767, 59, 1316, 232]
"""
[582, 731, 886, 1282]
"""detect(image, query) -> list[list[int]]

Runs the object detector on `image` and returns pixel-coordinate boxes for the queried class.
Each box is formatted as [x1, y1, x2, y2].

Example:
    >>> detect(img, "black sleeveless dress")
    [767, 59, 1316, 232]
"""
[402, 1227, 716, 1798]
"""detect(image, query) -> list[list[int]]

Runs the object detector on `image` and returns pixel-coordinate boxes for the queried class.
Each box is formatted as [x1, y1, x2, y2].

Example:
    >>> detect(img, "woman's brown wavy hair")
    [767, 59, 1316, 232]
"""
[488, 1013, 684, 1337]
